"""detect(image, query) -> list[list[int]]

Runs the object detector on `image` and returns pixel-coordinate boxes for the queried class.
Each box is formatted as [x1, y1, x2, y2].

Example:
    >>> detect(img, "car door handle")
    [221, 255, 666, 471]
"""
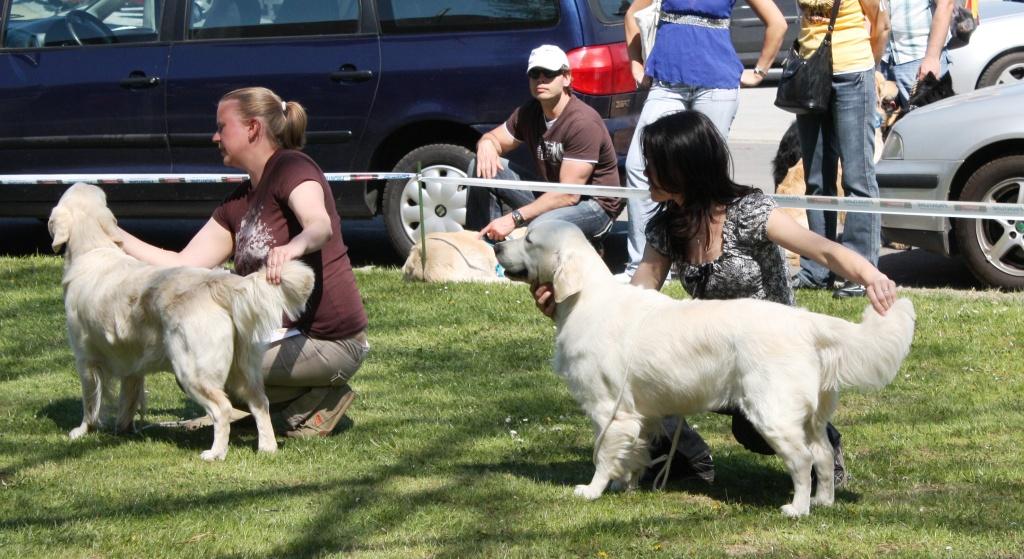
[120, 75, 161, 90]
[329, 68, 374, 83]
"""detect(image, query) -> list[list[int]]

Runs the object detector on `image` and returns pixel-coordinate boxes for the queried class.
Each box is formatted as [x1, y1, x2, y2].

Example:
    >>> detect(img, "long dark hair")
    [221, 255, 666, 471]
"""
[641, 110, 755, 260]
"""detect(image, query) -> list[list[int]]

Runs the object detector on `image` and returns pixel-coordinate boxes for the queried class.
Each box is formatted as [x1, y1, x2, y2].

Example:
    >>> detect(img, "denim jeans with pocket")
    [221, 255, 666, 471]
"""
[464, 158, 613, 241]
[793, 69, 881, 287]
[623, 83, 739, 274]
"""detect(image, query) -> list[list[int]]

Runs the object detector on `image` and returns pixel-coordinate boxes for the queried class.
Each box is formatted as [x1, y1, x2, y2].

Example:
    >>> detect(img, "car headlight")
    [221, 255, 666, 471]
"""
[881, 131, 904, 160]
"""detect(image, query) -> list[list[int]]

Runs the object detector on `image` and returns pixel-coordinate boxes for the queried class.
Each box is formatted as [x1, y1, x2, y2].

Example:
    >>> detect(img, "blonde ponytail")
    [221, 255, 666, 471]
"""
[221, 87, 308, 150]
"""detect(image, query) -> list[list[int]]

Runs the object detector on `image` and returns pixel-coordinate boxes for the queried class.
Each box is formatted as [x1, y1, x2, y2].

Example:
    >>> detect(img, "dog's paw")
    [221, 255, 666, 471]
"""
[68, 424, 89, 439]
[780, 504, 809, 518]
[573, 484, 604, 500]
[258, 439, 278, 454]
[200, 449, 227, 462]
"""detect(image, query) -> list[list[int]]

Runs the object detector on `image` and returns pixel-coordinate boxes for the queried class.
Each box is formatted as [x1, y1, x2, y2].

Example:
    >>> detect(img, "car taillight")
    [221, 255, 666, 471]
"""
[566, 43, 636, 96]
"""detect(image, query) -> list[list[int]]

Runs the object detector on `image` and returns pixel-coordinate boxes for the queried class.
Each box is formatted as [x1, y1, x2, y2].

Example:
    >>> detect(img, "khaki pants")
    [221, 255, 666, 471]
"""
[261, 330, 369, 404]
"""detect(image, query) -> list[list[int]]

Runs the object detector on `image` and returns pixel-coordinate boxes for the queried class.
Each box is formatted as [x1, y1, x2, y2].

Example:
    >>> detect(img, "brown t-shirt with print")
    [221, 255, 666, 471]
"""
[505, 96, 624, 217]
[212, 149, 368, 340]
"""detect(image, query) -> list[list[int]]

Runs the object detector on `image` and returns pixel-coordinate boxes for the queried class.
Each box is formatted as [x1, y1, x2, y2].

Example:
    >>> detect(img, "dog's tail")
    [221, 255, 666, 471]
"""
[817, 298, 916, 391]
[213, 261, 316, 344]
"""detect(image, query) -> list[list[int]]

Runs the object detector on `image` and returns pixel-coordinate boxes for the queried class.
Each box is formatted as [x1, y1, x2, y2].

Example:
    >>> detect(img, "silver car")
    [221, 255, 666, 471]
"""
[948, 0, 1024, 93]
[877, 82, 1024, 289]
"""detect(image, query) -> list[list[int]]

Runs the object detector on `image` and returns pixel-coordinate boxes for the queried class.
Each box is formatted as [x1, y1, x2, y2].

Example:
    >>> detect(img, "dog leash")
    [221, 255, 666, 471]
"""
[424, 236, 494, 275]
[589, 302, 684, 492]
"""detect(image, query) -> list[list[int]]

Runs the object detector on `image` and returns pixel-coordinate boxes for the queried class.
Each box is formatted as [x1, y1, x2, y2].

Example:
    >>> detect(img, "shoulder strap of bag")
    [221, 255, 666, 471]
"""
[823, 0, 842, 44]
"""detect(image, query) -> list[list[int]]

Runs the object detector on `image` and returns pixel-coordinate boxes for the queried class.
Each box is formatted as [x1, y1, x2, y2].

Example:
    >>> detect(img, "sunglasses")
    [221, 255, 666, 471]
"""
[528, 68, 564, 80]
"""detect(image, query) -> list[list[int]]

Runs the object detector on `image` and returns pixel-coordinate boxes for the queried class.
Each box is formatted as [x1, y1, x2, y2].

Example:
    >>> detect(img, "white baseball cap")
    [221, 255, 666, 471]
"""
[527, 44, 570, 74]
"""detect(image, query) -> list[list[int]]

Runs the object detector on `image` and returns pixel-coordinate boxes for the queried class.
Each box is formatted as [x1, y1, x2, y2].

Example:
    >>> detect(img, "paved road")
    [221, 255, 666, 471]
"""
[0, 84, 980, 289]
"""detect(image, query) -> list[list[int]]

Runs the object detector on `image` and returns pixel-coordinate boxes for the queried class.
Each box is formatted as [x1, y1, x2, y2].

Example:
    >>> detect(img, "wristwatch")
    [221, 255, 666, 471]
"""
[753, 66, 768, 78]
[511, 209, 526, 228]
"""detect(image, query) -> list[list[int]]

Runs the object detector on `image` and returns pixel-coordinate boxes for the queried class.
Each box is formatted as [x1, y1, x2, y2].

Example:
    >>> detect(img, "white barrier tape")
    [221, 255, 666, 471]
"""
[773, 195, 1024, 220]
[426, 175, 651, 200]
[437, 176, 1024, 221]
[4, 172, 1022, 220]
[0, 172, 415, 185]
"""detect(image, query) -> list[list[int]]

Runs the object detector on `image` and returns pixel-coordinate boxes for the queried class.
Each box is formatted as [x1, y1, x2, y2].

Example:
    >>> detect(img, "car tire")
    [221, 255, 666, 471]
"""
[382, 144, 474, 257]
[977, 52, 1024, 89]
[954, 154, 1024, 289]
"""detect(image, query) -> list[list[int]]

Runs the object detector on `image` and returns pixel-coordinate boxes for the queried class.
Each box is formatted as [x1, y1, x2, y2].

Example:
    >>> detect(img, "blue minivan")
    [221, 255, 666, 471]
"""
[0, 0, 643, 254]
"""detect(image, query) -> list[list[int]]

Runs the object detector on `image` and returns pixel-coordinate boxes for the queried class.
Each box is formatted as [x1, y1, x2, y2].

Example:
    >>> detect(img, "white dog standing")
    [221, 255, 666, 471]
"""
[495, 221, 915, 517]
[49, 183, 314, 461]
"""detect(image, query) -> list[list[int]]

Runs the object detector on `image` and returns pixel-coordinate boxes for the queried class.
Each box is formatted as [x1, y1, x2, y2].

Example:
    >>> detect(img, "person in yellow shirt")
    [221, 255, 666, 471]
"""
[789, 0, 891, 298]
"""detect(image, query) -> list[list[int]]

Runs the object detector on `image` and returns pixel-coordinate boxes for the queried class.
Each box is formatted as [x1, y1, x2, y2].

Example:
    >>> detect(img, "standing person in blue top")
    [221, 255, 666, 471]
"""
[618, 0, 787, 281]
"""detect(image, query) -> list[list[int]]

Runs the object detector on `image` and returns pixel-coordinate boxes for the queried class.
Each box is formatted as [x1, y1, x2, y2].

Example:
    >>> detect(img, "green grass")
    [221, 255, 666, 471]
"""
[2, 255, 1023, 558]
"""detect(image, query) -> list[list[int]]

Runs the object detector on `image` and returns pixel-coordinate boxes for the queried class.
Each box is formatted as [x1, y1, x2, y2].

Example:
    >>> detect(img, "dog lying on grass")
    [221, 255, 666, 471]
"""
[494, 221, 915, 517]
[402, 230, 507, 283]
[402, 228, 526, 283]
[49, 183, 314, 461]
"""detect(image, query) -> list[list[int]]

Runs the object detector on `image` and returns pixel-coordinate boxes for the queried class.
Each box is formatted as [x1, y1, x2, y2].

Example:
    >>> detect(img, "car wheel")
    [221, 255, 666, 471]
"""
[954, 154, 1024, 289]
[382, 144, 474, 256]
[977, 52, 1024, 88]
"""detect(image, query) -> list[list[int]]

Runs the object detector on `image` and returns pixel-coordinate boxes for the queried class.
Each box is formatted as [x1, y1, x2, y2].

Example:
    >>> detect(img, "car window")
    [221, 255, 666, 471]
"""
[4, 0, 163, 48]
[187, 0, 359, 40]
[376, 0, 559, 34]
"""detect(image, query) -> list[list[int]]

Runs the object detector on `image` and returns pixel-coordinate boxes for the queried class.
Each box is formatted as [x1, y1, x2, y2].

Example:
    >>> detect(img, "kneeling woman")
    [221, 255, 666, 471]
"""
[536, 110, 897, 485]
[119, 87, 368, 437]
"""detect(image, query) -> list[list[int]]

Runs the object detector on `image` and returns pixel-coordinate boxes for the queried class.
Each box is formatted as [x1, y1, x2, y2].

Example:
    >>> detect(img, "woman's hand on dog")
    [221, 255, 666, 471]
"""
[864, 273, 898, 315]
[533, 282, 556, 318]
[265, 244, 303, 285]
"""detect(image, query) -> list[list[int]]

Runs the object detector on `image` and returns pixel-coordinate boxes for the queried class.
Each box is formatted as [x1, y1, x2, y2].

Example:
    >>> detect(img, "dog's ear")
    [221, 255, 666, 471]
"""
[48, 206, 71, 253]
[100, 209, 123, 247]
[552, 248, 584, 303]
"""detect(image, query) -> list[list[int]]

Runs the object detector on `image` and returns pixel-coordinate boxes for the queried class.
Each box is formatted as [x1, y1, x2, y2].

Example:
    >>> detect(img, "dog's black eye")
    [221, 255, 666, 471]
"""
[525, 235, 532, 244]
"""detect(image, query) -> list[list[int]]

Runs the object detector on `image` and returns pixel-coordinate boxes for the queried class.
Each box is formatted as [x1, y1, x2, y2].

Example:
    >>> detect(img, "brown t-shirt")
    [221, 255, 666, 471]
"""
[505, 96, 624, 217]
[212, 149, 368, 340]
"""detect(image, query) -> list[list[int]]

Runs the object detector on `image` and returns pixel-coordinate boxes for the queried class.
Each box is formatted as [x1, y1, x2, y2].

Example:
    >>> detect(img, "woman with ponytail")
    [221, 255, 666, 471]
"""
[119, 86, 368, 438]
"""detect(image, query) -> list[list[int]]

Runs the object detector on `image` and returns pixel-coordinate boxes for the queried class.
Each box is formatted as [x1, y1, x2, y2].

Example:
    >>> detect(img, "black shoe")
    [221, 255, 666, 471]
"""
[643, 450, 715, 486]
[832, 280, 866, 298]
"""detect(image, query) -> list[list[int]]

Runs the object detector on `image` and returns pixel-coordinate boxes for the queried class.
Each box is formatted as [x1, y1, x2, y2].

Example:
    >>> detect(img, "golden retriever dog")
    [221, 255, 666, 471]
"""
[402, 228, 526, 283]
[402, 230, 506, 283]
[49, 183, 314, 461]
[494, 221, 915, 517]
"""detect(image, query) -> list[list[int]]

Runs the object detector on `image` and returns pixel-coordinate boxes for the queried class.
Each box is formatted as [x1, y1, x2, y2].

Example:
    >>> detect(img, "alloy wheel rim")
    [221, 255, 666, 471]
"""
[995, 63, 1024, 86]
[974, 176, 1024, 277]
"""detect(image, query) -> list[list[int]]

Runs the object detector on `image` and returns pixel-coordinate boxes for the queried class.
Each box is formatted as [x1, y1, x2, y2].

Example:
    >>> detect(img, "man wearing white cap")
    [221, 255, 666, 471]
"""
[466, 44, 623, 243]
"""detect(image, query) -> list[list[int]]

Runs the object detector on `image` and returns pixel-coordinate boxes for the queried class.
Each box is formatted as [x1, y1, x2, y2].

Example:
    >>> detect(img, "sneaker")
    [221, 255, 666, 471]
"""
[833, 442, 848, 489]
[832, 280, 866, 298]
[285, 385, 357, 438]
[643, 450, 715, 485]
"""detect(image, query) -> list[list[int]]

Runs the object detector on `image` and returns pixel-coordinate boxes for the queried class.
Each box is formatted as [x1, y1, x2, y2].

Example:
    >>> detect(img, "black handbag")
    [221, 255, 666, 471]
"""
[774, 0, 842, 115]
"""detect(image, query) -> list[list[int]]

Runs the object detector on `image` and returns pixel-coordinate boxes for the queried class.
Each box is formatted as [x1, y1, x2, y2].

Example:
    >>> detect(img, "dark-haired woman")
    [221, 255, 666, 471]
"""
[536, 110, 897, 486]
[119, 87, 368, 438]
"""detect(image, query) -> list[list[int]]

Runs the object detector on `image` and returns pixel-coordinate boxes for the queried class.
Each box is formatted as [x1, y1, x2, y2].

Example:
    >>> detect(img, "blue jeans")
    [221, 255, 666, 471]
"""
[464, 159, 613, 241]
[881, 51, 950, 109]
[793, 69, 881, 287]
[624, 83, 739, 274]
